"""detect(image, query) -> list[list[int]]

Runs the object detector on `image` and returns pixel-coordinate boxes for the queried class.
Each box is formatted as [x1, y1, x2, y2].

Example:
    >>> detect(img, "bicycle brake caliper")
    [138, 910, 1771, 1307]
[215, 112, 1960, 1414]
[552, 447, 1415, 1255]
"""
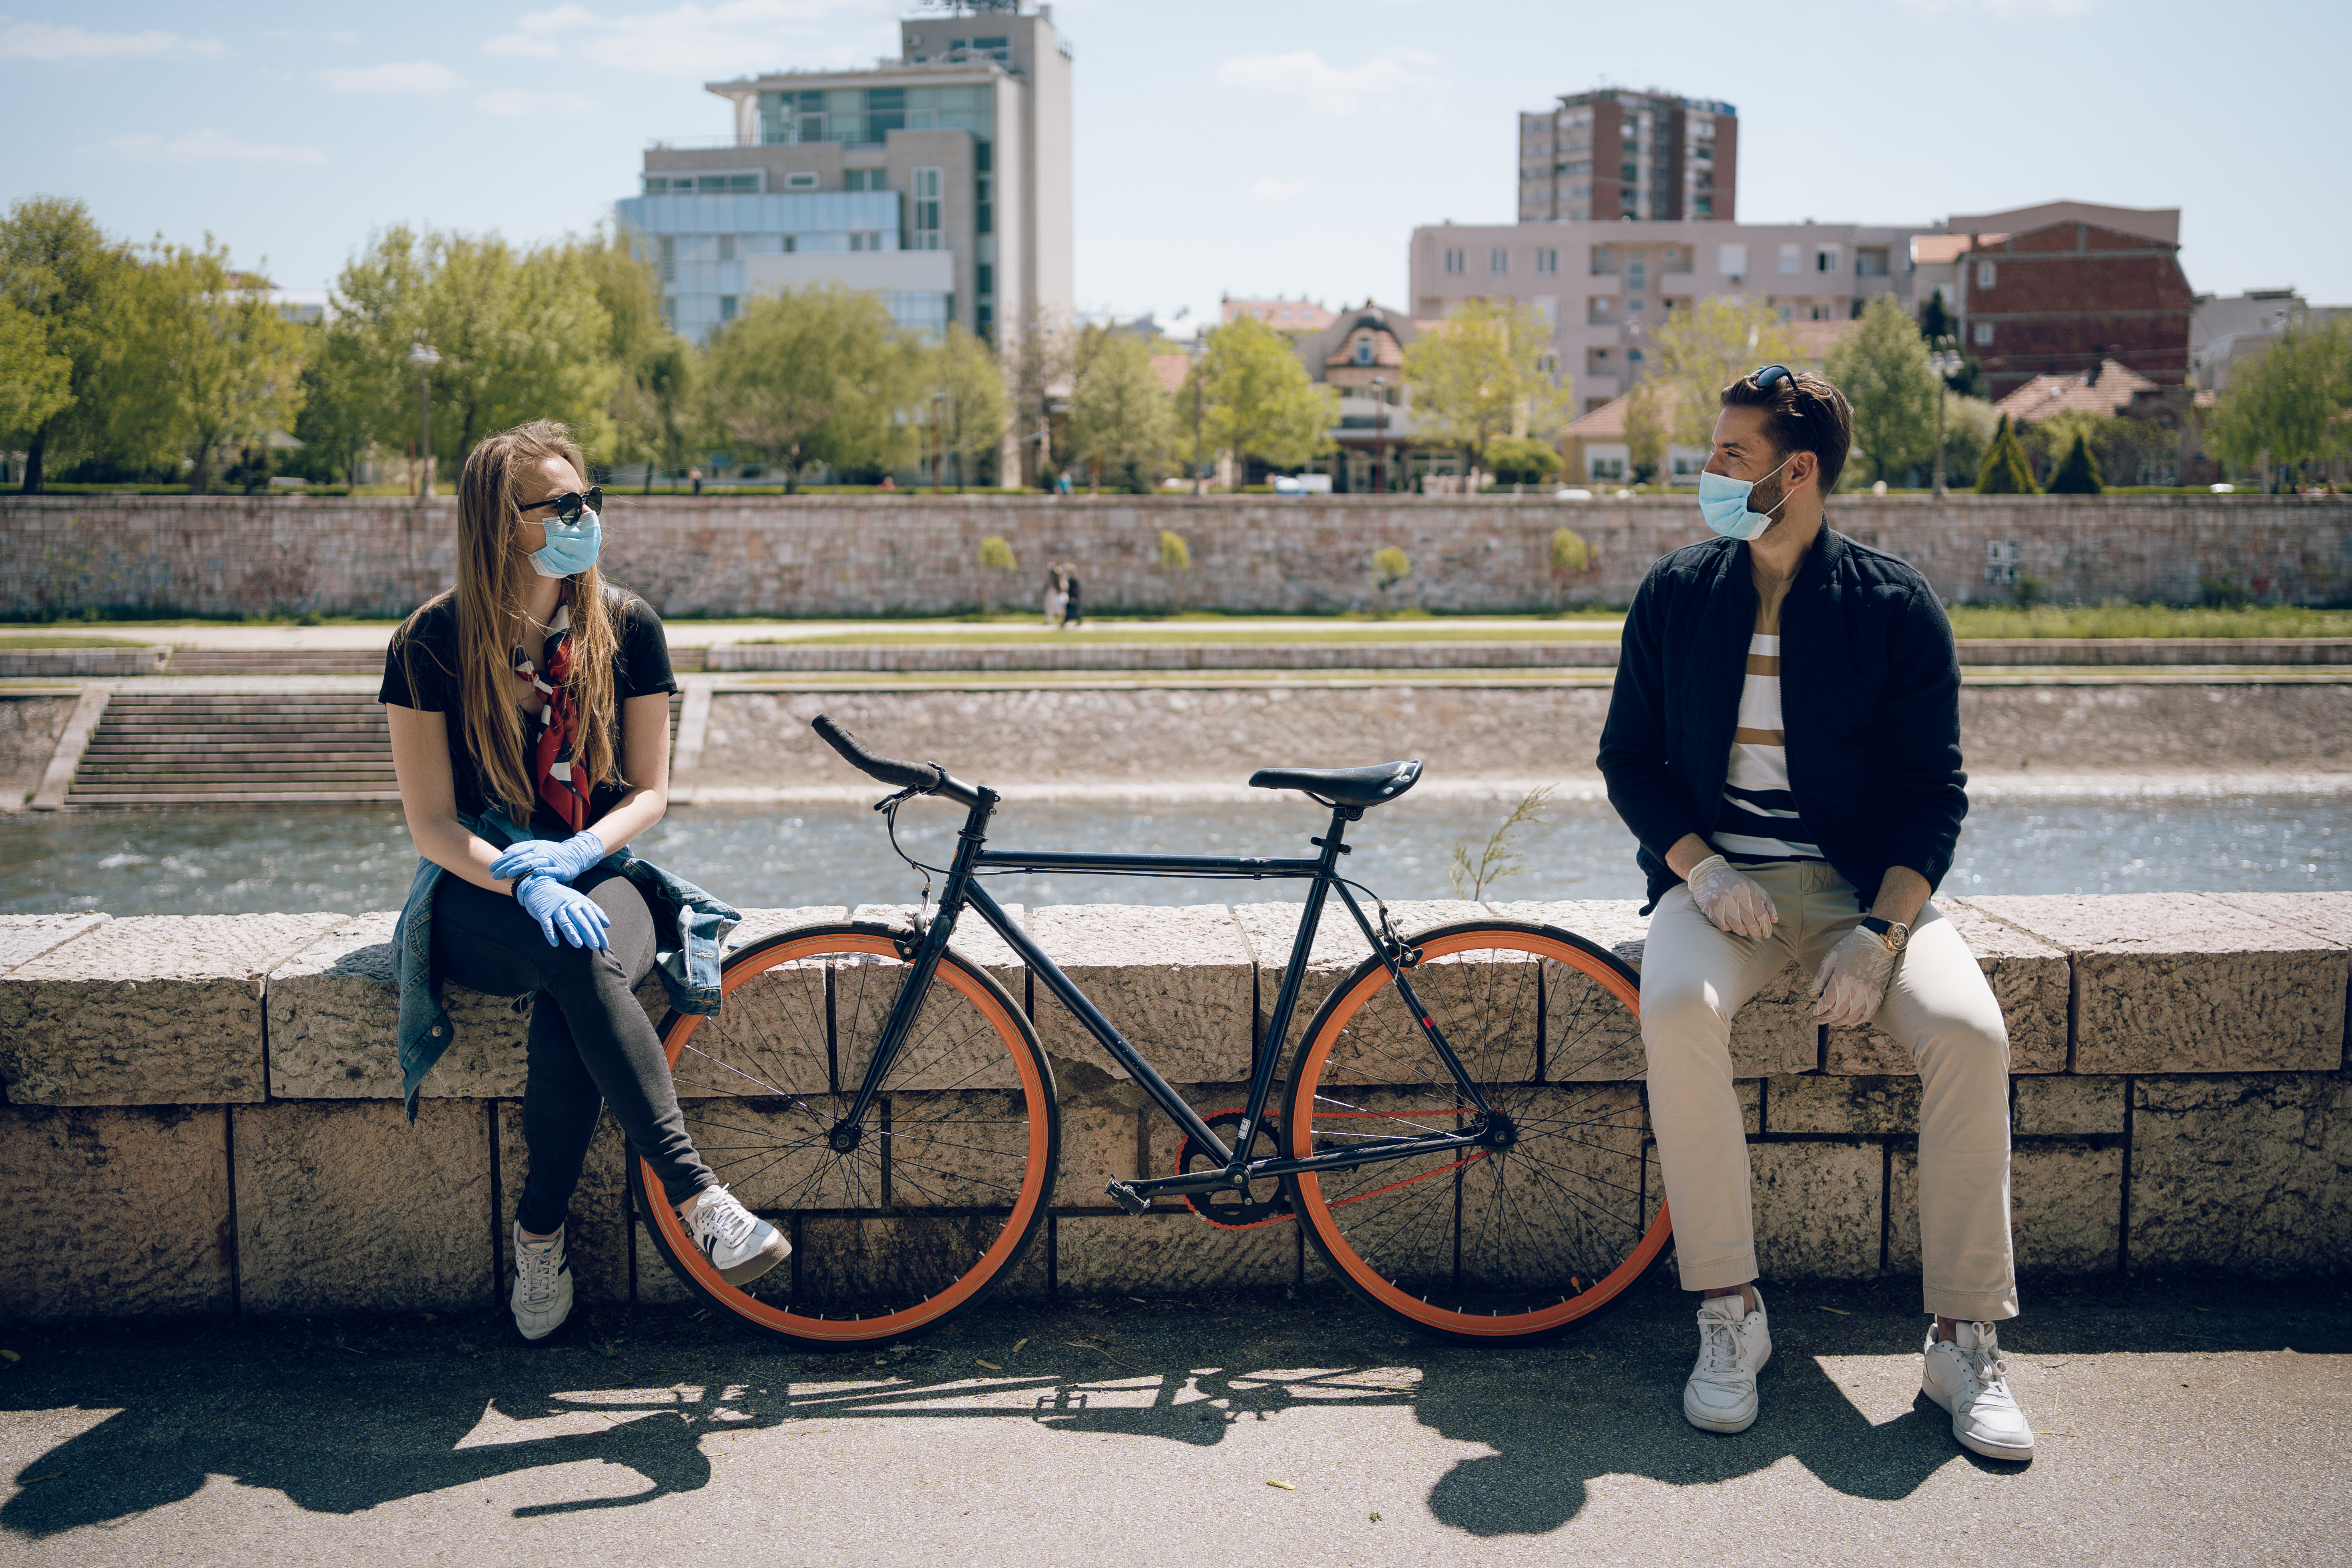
[1378, 903, 1424, 970]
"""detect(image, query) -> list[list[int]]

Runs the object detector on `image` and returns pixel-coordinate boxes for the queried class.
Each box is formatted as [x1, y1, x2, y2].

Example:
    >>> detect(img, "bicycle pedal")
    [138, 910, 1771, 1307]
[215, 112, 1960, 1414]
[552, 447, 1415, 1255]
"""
[1103, 1181, 1153, 1216]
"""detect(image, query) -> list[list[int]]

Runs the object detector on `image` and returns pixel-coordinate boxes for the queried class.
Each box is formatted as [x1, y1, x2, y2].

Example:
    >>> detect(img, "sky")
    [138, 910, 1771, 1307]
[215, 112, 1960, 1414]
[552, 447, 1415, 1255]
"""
[4, 0, 2348, 330]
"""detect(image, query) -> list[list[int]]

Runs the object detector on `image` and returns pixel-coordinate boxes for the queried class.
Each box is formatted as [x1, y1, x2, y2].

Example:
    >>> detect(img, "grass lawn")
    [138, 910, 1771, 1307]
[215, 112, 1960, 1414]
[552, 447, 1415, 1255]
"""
[769, 623, 1625, 645]
[0, 631, 163, 648]
[1944, 604, 2352, 639]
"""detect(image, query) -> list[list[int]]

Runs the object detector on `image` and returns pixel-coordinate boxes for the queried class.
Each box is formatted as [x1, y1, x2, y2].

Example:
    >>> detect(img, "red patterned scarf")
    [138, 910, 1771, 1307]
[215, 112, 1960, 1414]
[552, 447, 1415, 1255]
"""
[511, 600, 594, 831]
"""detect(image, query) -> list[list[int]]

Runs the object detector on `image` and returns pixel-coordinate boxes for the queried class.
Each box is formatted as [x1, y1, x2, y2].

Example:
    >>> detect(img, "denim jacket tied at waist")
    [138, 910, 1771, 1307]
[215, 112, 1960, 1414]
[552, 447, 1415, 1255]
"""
[392, 809, 741, 1120]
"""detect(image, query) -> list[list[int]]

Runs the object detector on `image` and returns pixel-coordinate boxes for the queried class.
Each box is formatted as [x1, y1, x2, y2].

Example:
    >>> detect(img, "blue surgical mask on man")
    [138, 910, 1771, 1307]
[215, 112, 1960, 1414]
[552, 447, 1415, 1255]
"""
[528, 509, 602, 578]
[1696, 456, 1794, 541]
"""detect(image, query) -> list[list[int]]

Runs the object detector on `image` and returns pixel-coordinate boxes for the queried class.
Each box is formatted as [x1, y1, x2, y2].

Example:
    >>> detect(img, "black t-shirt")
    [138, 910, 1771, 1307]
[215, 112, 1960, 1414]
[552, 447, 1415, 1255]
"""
[379, 589, 677, 833]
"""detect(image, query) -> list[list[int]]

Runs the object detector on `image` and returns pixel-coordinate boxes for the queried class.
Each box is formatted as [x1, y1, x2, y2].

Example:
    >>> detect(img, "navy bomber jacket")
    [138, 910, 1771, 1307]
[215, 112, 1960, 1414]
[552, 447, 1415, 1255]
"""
[1597, 527, 1968, 914]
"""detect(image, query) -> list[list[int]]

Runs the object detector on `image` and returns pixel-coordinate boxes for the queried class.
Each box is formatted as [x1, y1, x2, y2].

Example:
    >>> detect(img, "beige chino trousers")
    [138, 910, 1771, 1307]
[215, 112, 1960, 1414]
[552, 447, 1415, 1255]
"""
[1641, 859, 2019, 1321]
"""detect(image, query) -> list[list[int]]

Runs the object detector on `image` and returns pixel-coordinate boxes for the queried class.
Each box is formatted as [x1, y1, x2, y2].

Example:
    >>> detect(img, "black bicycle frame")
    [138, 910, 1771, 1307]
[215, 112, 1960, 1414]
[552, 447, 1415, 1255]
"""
[832, 785, 1501, 1204]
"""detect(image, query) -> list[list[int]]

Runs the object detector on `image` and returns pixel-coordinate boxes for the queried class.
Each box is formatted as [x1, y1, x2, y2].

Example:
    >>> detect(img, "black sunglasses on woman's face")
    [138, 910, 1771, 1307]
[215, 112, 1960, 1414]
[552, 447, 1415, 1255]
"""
[520, 486, 603, 523]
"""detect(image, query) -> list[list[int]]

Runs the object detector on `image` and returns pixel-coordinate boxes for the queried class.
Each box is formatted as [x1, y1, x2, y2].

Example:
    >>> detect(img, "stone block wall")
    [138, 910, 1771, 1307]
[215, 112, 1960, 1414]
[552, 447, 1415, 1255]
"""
[4, 493, 2346, 620]
[0, 890, 2345, 1323]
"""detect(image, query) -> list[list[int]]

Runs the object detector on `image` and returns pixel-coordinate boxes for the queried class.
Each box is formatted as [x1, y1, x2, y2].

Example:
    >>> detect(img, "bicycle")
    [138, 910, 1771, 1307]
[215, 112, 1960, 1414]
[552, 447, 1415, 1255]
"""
[632, 714, 1668, 1347]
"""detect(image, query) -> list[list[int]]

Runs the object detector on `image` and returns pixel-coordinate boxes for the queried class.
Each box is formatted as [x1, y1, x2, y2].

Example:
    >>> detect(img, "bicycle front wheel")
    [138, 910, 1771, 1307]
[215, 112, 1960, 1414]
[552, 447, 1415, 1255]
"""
[1283, 922, 1668, 1344]
[634, 922, 1058, 1347]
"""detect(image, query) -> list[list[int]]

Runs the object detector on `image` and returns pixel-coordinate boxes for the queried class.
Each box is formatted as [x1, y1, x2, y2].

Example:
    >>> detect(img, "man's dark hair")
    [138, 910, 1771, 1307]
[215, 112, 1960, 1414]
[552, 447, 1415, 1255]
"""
[1719, 368, 1854, 496]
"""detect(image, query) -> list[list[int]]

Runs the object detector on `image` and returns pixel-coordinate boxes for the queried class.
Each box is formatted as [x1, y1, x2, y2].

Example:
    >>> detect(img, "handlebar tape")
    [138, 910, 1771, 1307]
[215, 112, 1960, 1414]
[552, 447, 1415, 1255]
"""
[810, 713, 946, 792]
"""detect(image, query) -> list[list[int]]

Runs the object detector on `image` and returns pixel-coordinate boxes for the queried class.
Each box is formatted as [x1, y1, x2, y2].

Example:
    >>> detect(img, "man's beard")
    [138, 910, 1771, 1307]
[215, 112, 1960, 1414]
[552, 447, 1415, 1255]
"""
[1745, 468, 1791, 536]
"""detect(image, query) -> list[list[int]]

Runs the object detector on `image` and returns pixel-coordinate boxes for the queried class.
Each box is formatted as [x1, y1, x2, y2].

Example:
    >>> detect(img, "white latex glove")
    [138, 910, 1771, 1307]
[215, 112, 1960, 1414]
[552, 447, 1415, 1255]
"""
[1811, 926, 1899, 1027]
[1685, 853, 1778, 942]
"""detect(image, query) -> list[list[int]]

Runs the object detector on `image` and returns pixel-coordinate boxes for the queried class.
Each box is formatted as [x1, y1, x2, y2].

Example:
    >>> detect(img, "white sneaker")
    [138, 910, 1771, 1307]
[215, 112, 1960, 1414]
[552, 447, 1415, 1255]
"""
[511, 1222, 573, 1341]
[685, 1185, 790, 1287]
[1683, 1289, 1772, 1433]
[1922, 1319, 2036, 1462]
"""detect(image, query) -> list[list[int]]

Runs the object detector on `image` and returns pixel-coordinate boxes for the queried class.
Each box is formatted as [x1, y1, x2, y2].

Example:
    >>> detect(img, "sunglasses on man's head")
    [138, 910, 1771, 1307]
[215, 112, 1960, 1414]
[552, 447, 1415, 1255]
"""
[520, 487, 602, 523]
[1751, 364, 1794, 389]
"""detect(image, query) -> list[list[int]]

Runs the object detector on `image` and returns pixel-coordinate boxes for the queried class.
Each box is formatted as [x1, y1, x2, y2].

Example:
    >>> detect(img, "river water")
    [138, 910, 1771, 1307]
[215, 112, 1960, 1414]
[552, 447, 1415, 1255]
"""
[4, 791, 2346, 918]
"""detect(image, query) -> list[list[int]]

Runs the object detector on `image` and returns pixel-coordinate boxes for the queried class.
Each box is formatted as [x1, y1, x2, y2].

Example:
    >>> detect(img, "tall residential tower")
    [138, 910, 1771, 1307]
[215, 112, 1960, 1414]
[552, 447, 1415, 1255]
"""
[1518, 88, 1737, 225]
[617, 3, 1073, 345]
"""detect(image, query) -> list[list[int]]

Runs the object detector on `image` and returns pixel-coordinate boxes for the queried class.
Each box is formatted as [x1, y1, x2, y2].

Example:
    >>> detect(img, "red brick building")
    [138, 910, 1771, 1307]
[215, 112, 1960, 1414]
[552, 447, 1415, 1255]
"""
[1954, 218, 2194, 400]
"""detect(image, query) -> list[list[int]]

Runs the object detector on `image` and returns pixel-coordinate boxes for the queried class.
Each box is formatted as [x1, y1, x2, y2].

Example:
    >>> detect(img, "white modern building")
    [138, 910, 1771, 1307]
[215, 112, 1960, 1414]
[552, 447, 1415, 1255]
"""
[617, 3, 1073, 345]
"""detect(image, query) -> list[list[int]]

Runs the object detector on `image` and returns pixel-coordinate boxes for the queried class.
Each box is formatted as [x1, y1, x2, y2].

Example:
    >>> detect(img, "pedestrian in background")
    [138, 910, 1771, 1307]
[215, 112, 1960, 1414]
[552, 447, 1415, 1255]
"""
[1042, 564, 1067, 627]
[1062, 566, 1084, 627]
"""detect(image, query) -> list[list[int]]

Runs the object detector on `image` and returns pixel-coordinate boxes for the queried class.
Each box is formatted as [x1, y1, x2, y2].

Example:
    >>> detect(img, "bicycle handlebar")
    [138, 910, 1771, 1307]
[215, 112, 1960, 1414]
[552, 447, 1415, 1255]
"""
[810, 713, 980, 807]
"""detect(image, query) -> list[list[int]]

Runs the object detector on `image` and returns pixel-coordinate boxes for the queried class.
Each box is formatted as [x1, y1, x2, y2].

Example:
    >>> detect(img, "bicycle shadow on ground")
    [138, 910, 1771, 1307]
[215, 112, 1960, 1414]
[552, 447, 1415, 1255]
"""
[2, 1277, 2340, 1540]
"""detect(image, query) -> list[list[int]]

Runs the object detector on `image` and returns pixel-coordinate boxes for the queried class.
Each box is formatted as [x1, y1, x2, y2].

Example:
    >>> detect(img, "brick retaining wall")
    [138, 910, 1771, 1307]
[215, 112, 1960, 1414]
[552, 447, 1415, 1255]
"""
[5, 494, 2347, 620]
[2, 892, 2346, 1323]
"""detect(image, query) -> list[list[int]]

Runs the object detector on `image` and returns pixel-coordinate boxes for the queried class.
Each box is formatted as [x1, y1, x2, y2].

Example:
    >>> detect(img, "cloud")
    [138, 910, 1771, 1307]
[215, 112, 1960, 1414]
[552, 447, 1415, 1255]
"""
[1247, 178, 1309, 202]
[476, 87, 598, 116]
[1216, 47, 1442, 116]
[96, 129, 327, 165]
[0, 22, 226, 60]
[485, 0, 899, 78]
[315, 61, 467, 94]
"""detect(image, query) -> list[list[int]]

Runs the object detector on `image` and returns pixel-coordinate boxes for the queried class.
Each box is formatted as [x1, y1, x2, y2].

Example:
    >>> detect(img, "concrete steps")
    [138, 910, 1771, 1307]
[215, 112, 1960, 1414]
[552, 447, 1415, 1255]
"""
[62, 692, 683, 808]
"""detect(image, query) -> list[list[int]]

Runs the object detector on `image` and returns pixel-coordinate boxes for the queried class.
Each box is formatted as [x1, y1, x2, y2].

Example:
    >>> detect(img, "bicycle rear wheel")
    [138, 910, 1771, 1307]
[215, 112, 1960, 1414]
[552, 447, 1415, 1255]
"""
[1283, 921, 1668, 1344]
[633, 922, 1058, 1347]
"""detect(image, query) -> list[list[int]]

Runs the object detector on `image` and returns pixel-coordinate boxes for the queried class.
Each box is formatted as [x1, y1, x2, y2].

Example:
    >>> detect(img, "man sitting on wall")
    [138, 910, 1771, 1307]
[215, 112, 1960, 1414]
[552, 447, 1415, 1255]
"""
[1597, 365, 2034, 1463]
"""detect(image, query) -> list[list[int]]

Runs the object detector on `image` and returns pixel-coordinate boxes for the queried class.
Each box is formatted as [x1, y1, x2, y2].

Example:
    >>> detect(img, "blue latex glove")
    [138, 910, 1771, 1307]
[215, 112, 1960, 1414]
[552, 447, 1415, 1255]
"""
[490, 829, 607, 887]
[515, 873, 611, 950]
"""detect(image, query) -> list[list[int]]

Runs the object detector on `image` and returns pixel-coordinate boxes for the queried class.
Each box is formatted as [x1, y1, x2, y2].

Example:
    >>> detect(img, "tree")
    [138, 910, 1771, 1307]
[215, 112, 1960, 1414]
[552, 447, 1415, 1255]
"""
[977, 534, 1016, 614]
[0, 195, 139, 492]
[1486, 435, 1563, 485]
[584, 225, 688, 487]
[1005, 301, 1075, 486]
[1623, 381, 1669, 483]
[1370, 546, 1412, 616]
[701, 284, 921, 491]
[2046, 430, 2103, 494]
[1939, 392, 2000, 485]
[132, 237, 309, 494]
[1824, 294, 1940, 485]
[1065, 334, 1177, 491]
[1159, 528, 1192, 613]
[1193, 315, 1337, 479]
[1974, 414, 2037, 494]
[327, 226, 621, 478]
[1403, 298, 1568, 480]
[0, 295, 70, 440]
[926, 322, 1009, 489]
[1638, 297, 1803, 452]
[2205, 318, 2352, 488]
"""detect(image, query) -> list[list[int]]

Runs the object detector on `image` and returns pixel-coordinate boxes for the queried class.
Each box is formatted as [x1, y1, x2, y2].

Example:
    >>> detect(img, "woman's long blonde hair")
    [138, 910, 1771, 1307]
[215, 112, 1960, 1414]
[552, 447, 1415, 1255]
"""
[399, 421, 625, 822]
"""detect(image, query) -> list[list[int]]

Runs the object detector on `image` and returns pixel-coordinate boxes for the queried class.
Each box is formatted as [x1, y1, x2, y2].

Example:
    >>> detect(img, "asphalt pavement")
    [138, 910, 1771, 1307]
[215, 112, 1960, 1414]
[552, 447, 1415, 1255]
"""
[2, 1273, 2346, 1567]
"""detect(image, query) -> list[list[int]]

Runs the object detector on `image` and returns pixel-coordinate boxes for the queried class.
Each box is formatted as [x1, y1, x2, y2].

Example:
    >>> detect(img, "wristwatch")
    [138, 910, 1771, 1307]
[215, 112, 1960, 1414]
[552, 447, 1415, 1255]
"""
[1859, 916, 1910, 953]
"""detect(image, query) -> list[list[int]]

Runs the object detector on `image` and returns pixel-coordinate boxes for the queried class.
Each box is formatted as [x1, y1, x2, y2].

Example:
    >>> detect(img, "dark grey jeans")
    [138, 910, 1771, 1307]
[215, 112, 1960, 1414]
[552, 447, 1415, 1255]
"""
[431, 867, 715, 1233]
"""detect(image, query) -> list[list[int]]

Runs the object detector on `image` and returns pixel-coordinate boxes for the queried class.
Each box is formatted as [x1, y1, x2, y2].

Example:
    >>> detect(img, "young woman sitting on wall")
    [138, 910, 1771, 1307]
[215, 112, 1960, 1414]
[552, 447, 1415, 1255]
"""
[380, 420, 786, 1342]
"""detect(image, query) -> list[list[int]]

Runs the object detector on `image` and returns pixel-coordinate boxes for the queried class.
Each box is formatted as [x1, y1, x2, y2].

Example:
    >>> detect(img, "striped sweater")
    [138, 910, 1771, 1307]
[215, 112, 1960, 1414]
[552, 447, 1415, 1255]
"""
[1713, 574, 1822, 863]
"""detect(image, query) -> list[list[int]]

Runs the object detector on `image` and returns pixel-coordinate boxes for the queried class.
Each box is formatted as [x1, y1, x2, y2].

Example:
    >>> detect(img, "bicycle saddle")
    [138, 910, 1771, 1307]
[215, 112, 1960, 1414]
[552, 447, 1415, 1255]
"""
[1247, 759, 1423, 808]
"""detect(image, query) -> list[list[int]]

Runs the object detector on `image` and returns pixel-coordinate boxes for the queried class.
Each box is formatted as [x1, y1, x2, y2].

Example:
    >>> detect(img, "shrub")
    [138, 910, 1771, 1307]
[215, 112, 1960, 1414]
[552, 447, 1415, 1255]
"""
[1974, 415, 2037, 494]
[2198, 574, 2252, 609]
[2045, 432, 2104, 494]
[1485, 436, 1565, 486]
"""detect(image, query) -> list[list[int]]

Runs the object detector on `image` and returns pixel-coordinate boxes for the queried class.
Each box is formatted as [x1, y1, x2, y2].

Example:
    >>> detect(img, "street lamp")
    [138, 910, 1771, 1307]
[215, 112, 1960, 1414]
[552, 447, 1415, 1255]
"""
[1370, 375, 1388, 494]
[1926, 336, 1965, 499]
[406, 331, 442, 499]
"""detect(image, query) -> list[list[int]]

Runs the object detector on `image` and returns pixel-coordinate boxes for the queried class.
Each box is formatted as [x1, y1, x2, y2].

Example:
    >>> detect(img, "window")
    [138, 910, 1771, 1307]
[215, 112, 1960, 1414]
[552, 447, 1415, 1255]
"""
[1443, 248, 1465, 275]
[717, 234, 735, 261]
[1973, 320, 1995, 345]
[1694, 198, 1711, 217]
[659, 235, 675, 283]
[1620, 162, 1638, 183]
[1592, 456, 1625, 480]
[785, 171, 819, 190]
[1531, 295, 1557, 325]
[912, 167, 942, 250]
[1535, 247, 1558, 273]
[1718, 243, 1746, 277]
[1856, 246, 1890, 277]
[845, 170, 886, 192]
[1591, 245, 1615, 274]
[1815, 246, 1840, 273]
[661, 295, 677, 325]
[1778, 243, 1800, 275]
[782, 235, 797, 253]
[1977, 261, 1997, 288]
[850, 231, 883, 251]
[1354, 336, 1374, 366]
[975, 263, 992, 295]
[1490, 248, 1508, 274]
[719, 295, 738, 322]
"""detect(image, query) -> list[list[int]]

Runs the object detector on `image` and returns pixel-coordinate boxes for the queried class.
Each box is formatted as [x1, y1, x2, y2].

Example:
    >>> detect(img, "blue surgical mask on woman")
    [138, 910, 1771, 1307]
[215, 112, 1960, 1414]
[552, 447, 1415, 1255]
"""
[528, 509, 602, 578]
[1696, 456, 1794, 541]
